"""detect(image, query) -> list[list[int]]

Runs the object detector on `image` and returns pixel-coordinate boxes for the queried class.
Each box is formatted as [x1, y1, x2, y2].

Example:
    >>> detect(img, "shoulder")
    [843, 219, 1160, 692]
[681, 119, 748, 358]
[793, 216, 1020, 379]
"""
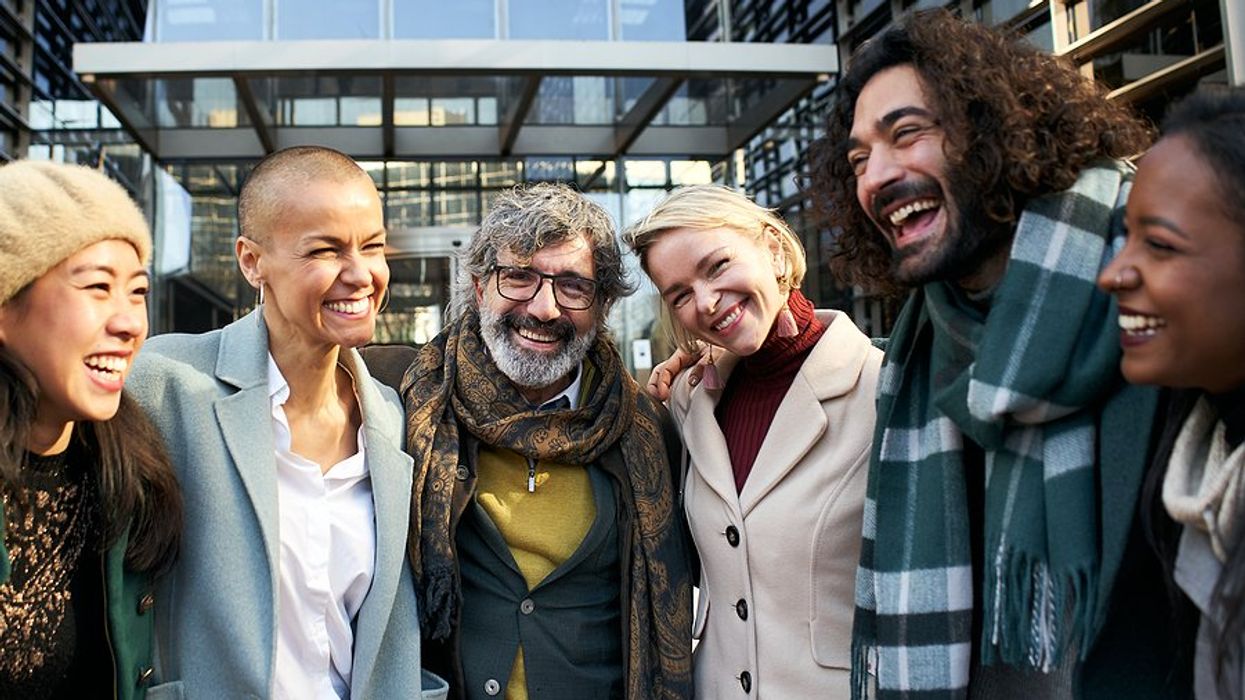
[359, 344, 418, 394]
[130, 328, 226, 401]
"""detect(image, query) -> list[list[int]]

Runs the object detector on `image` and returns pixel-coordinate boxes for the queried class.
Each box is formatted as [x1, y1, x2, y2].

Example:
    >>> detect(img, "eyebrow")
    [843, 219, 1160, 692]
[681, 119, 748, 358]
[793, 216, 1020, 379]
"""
[68, 264, 149, 282]
[659, 246, 728, 297]
[847, 106, 937, 151]
[1138, 215, 1191, 241]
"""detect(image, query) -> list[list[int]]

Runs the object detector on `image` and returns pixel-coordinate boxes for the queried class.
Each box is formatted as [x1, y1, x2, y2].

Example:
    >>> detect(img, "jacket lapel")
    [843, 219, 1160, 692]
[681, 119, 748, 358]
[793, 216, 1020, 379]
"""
[343, 347, 415, 691]
[738, 311, 872, 517]
[213, 310, 282, 579]
[682, 352, 743, 511]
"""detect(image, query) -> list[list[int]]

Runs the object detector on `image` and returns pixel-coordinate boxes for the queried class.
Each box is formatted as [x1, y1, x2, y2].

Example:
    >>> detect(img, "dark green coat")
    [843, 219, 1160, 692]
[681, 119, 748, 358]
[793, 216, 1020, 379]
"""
[0, 504, 158, 700]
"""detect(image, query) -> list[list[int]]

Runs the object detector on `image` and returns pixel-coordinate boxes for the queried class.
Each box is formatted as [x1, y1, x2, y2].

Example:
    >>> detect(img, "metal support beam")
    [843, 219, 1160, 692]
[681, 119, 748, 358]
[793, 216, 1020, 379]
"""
[1223, 0, 1245, 85]
[613, 76, 683, 157]
[727, 78, 819, 149]
[1059, 0, 1191, 64]
[1107, 44, 1226, 105]
[233, 75, 274, 154]
[80, 75, 159, 157]
[499, 75, 540, 157]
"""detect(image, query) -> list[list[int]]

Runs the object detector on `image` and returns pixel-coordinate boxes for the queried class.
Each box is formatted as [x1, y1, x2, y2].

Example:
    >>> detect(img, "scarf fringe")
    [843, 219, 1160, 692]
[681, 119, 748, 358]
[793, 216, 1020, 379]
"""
[982, 547, 1097, 671]
[851, 634, 873, 700]
[419, 562, 459, 641]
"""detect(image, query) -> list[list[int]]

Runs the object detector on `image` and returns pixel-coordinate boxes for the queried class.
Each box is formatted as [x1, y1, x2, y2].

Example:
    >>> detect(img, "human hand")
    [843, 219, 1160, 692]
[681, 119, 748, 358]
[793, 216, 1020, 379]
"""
[645, 346, 711, 401]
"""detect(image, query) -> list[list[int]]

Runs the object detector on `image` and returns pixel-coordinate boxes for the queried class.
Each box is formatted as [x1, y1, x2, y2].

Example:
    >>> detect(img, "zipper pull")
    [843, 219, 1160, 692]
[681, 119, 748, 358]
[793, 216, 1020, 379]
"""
[527, 458, 536, 493]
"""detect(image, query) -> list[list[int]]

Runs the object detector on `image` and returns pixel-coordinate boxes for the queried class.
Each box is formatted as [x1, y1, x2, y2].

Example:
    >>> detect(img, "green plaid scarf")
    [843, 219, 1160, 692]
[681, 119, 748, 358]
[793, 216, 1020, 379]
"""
[853, 161, 1158, 698]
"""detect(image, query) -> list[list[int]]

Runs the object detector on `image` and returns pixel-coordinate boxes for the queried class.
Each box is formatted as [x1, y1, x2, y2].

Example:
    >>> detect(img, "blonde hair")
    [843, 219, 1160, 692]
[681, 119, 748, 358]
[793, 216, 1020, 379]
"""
[624, 185, 808, 352]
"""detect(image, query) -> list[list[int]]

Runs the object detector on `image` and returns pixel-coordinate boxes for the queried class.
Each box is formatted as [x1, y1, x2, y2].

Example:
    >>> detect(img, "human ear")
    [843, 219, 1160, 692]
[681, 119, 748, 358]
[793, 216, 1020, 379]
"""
[235, 236, 264, 291]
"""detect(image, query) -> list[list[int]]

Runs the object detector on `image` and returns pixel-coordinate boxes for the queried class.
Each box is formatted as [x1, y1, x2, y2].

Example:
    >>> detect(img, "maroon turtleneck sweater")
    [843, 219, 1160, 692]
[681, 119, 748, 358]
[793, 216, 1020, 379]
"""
[715, 289, 826, 493]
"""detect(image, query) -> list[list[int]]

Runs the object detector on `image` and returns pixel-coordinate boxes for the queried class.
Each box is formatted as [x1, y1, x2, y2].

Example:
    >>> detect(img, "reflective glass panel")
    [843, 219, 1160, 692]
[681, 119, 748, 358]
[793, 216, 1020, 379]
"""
[277, 0, 380, 39]
[387, 190, 432, 227]
[433, 161, 478, 188]
[430, 98, 474, 126]
[619, 0, 686, 40]
[509, 0, 609, 39]
[435, 191, 480, 226]
[131, 78, 249, 128]
[155, 0, 263, 41]
[575, 159, 615, 189]
[524, 158, 574, 182]
[529, 76, 613, 125]
[670, 160, 711, 185]
[480, 161, 522, 187]
[388, 162, 431, 188]
[624, 159, 667, 187]
[395, 0, 495, 38]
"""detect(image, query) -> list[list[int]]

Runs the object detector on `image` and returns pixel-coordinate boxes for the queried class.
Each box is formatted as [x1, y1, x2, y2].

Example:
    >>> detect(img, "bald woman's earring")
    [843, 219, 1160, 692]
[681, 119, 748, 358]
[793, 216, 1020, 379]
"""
[257, 282, 265, 306]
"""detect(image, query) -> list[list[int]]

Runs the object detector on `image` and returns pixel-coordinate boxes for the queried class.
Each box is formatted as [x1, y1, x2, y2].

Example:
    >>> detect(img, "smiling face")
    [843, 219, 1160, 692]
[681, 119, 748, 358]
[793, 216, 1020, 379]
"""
[645, 226, 786, 358]
[0, 239, 149, 451]
[1097, 135, 1245, 393]
[238, 176, 389, 355]
[474, 235, 599, 403]
[847, 64, 1009, 290]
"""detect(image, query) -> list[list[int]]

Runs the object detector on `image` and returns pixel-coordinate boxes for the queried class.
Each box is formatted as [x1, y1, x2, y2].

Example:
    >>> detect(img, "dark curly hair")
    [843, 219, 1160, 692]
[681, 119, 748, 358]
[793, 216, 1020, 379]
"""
[807, 9, 1154, 295]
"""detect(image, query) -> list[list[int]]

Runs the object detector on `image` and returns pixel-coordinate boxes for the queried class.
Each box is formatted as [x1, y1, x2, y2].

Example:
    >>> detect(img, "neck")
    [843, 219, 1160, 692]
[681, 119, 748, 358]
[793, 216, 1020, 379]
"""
[30, 417, 73, 455]
[517, 371, 575, 407]
[269, 338, 346, 410]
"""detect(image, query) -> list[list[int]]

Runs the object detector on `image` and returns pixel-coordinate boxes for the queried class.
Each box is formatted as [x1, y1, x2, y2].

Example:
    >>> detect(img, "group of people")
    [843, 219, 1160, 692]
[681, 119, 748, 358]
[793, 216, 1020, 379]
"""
[0, 8, 1241, 700]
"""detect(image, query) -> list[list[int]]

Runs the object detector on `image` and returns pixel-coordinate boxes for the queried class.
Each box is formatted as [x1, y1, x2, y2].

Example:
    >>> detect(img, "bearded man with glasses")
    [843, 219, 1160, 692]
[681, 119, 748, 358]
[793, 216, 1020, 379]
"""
[395, 183, 692, 700]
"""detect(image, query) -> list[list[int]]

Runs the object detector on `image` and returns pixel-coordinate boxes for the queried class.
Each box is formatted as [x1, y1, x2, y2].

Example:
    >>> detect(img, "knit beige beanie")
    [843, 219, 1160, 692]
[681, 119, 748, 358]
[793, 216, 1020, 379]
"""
[0, 160, 152, 304]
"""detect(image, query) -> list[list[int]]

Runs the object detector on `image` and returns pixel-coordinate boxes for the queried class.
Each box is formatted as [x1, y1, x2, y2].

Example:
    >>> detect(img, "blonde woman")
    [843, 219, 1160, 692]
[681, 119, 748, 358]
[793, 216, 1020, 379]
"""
[626, 185, 881, 698]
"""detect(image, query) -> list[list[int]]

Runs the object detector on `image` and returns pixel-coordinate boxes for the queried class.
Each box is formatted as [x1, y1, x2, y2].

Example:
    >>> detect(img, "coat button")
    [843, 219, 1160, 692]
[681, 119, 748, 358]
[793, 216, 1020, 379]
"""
[137, 592, 155, 615]
[455, 464, 470, 480]
[137, 666, 155, 687]
[484, 678, 501, 696]
[739, 670, 752, 693]
[725, 525, 740, 547]
[520, 598, 535, 615]
[735, 598, 748, 620]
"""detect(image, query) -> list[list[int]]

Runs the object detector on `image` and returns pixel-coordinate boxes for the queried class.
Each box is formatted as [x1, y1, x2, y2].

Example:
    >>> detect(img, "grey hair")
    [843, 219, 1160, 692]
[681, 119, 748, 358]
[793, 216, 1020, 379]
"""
[451, 182, 635, 319]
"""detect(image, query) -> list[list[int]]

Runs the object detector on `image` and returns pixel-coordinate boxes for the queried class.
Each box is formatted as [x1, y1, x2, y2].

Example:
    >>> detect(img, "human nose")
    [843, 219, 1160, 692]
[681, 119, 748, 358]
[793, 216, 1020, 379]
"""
[340, 251, 371, 287]
[857, 146, 903, 200]
[525, 277, 562, 321]
[1097, 242, 1140, 294]
[694, 284, 720, 316]
[107, 299, 148, 342]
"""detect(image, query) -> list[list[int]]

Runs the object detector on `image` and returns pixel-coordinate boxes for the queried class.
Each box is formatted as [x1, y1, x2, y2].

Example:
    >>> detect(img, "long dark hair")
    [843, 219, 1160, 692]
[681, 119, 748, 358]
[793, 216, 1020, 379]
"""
[806, 9, 1153, 296]
[1156, 86, 1245, 697]
[0, 347, 182, 575]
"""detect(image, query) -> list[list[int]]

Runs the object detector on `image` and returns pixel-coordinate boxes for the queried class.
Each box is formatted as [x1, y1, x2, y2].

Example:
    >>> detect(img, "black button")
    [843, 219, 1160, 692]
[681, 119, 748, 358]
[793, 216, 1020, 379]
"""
[725, 525, 740, 547]
[137, 592, 155, 615]
[455, 464, 470, 481]
[740, 670, 752, 693]
[137, 666, 154, 687]
[735, 598, 748, 620]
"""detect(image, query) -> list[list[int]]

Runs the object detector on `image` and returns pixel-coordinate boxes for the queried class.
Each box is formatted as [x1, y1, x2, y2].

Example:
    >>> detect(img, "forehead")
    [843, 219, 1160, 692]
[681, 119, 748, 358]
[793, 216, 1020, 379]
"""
[497, 234, 595, 276]
[266, 177, 382, 242]
[850, 64, 933, 140]
[1131, 135, 1243, 239]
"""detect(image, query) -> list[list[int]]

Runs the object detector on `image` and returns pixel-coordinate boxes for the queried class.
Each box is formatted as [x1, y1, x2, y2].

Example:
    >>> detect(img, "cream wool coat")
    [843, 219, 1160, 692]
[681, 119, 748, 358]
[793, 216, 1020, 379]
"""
[669, 310, 882, 699]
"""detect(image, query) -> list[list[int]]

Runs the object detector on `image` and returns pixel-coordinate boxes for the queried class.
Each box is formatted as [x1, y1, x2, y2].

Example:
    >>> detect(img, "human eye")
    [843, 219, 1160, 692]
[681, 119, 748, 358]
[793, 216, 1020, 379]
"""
[499, 267, 537, 288]
[847, 151, 868, 177]
[667, 290, 691, 309]
[556, 276, 596, 300]
[708, 257, 730, 277]
[1144, 237, 1178, 254]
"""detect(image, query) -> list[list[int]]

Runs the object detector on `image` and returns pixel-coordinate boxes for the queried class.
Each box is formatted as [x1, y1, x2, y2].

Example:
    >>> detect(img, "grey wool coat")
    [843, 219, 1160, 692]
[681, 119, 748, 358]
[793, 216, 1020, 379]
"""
[127, 309, 448, 699]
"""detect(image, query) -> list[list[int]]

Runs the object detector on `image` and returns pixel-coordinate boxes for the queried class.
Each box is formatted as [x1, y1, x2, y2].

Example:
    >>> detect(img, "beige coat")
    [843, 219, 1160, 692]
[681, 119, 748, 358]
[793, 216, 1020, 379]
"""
[669, 310, 881, 699]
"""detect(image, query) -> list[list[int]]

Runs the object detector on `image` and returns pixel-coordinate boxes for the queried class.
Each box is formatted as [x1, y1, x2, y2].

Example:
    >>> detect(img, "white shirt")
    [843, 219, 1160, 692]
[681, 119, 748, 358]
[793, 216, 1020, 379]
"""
[537, 364, 582, 411]
[268, 355, 377, 699]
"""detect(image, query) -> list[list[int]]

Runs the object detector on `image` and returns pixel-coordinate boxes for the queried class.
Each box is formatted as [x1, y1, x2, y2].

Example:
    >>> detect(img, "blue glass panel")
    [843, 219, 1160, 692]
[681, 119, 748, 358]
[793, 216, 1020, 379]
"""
[509, 0, 608, 40]
[155, 0, 263, 41]
[395, 0, 496, 38]
[278, 0, 379, 39]
[619, 0, 686, 40]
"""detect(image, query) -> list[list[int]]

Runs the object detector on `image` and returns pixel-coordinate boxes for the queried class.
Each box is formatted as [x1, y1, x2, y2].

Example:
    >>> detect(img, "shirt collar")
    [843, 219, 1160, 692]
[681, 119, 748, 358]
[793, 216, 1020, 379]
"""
[267, 352, 290, 406]
[537, 363, 583, 411]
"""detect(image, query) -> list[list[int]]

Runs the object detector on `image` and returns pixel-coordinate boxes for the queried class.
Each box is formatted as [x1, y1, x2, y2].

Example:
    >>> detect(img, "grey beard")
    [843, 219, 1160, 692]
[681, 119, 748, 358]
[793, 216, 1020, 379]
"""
[479, 305, 597, 390]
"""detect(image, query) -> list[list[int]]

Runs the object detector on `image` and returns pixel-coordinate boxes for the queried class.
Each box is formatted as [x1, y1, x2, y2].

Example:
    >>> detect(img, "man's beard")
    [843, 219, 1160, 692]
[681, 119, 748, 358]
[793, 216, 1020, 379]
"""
[479, 305, 597, 390]
[884, 168, 1012, 287]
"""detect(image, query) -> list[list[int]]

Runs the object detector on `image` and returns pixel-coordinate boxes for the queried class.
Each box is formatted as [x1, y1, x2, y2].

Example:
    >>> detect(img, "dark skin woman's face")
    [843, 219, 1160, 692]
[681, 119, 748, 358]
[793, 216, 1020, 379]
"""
[1099, 134, 1245, 393]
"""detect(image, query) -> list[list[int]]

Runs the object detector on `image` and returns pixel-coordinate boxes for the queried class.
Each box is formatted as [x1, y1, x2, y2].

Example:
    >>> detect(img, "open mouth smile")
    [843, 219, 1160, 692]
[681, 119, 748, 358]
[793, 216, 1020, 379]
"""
[324, 298, 370, 315]
[710, 301, 745, 334]
[1118, 312, 1167, 336]
[85, 353, 129, 388]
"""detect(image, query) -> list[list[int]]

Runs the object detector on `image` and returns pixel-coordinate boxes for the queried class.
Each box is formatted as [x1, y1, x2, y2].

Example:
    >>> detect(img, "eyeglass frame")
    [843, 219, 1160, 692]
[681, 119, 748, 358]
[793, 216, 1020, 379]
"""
[487, 264, 600, 310]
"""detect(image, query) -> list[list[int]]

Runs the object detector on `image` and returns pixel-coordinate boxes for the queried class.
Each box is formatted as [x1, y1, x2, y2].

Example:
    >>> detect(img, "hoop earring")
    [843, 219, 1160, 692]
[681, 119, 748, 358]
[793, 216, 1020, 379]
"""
[377, 288, 391, 314]
[257, 281, 265, 306]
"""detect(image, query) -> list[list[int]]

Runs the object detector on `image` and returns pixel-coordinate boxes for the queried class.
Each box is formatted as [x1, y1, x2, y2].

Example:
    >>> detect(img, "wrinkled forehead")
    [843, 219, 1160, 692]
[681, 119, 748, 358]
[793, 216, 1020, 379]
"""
[496, 233, 595, 274]
[849, 64, 935, 142]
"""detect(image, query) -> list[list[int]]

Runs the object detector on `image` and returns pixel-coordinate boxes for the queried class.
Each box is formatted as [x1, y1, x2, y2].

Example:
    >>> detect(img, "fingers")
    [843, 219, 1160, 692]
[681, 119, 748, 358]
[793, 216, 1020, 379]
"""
[646, 365, 674, 401]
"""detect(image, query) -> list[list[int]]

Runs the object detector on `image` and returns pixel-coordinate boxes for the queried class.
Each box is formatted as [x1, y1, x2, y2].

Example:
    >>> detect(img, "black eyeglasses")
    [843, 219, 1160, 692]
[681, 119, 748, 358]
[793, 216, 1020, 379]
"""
[489, 265, 599, 310]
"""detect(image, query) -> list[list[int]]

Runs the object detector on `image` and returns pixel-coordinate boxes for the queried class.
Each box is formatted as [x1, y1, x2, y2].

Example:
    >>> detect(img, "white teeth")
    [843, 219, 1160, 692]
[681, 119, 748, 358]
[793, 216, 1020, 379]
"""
[517, 328, 558, 343]
[888, 199, 939, 226]
[712, 307, 742, 332]
[1118, 313, 1167, 333]
[325, 299, 368, 314]
[85, 355, 127, 375]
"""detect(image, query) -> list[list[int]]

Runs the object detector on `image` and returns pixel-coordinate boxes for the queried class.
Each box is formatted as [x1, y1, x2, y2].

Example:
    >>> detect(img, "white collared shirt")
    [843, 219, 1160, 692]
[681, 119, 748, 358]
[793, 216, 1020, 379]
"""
[537, 364, 582, 411]
[268, 355, 376, 699]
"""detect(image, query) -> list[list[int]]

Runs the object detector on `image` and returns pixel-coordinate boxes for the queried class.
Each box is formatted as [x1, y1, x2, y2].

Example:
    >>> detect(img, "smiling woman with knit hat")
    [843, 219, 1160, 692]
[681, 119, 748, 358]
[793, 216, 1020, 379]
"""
[0, 160, 182, 698]
[626, 185, 883, 698]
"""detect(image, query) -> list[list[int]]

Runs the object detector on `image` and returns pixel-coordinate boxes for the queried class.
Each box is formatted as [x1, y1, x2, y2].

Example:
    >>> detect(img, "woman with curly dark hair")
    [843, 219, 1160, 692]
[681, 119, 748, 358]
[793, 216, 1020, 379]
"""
[0, 160, 181, 699]
[808, 8, 1152, 296]
[1099, 86, 1245, 700]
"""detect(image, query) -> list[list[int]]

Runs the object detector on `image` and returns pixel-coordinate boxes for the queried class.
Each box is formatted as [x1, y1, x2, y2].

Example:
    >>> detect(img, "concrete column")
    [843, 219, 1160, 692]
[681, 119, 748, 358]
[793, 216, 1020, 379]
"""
[1222, 0, 1244, 85]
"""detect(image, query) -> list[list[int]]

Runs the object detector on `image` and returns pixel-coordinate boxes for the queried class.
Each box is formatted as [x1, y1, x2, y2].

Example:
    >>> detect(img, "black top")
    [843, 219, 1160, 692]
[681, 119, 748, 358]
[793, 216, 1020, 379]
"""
[0, 443, 108, 699]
